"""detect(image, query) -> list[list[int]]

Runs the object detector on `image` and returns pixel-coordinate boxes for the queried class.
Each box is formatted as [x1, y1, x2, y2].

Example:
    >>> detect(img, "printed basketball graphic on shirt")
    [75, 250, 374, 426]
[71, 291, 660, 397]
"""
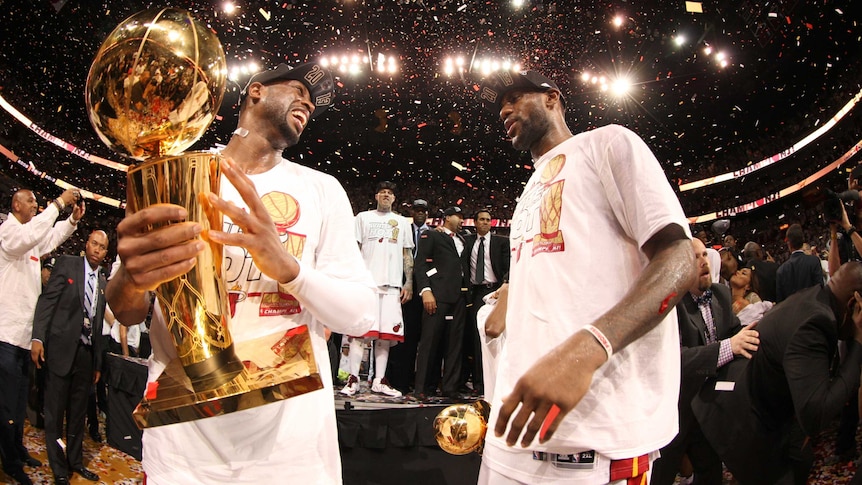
[539, 154, 565, 183]
[388, 219, 400, 243]
[368, 218, 401, 244]
[510, 154, 567, 261]
[260, 191, 306, 260]
[221, 191, 307, 318]
[261, 192, 300, 235]
[532, 155, 566, 255]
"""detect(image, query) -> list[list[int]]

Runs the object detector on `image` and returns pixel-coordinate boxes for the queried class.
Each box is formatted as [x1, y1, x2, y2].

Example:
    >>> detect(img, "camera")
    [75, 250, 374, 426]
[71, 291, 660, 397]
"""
[823, 188, 862, 222]
[823, 189, 844, 222]
[74, 191, 84, 207]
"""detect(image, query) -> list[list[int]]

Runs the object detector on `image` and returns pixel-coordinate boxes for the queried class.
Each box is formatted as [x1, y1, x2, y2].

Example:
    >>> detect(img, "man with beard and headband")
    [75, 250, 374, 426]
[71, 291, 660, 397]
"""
[106, 63, 376, 484]
[476, 70, 695, 484]
[340, 181, 413, 398]
[652, 238, 759, 485]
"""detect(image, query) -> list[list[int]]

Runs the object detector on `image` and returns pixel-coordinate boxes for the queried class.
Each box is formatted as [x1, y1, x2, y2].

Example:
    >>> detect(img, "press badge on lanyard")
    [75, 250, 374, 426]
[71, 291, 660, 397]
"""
[533, 450, 597, 469]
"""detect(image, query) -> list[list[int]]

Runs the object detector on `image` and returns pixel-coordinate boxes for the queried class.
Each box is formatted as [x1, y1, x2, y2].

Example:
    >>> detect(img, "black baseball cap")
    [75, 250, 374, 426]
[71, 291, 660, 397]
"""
[376, 181, 396, 193]
[243, 63, 335, 118]
[443, 206, 463, 217]
[412, 199, 429, 209]
[479, 70, 564, 113]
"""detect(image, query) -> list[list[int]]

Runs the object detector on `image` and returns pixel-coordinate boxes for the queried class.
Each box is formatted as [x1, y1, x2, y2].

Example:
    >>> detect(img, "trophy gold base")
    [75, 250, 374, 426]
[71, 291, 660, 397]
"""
[133, 325, 323, 428]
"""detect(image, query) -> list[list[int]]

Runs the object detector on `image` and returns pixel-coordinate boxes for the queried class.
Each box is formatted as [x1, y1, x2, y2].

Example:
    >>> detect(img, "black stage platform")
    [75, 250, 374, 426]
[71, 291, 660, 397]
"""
[104, 355, 481, 484]
[336, 392, 481, 485]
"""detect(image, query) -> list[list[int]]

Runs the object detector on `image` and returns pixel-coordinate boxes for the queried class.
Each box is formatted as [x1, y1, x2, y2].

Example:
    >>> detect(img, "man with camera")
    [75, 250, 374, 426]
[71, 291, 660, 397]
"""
[0, 188, 84, 485]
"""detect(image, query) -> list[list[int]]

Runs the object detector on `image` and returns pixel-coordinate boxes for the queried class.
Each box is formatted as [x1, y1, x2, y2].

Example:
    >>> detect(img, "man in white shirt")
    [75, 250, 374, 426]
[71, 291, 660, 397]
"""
[477, 70, 694, 484]
[0, 187, 83, 485]
[340, 181, 413, 398]
[106, 62, 376, 484]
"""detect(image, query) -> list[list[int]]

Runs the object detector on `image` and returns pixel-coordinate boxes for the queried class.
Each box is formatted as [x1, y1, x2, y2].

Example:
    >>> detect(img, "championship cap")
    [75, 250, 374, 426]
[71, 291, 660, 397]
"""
[412, 199, 429, 209]
[443, 206, 463, 217]
[243, 63, 335, 118]
[479, 70, 564, 113]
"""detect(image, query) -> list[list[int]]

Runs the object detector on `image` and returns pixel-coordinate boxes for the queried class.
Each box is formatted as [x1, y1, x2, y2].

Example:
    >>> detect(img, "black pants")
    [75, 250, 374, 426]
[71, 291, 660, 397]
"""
[44, 343, 94, 479]
[0, 341, 31, 474]
[388, 293, 423, 393]
[652, 424, 723, 485]
[461, 284, 498, 393]
[415, 295, 466, 396]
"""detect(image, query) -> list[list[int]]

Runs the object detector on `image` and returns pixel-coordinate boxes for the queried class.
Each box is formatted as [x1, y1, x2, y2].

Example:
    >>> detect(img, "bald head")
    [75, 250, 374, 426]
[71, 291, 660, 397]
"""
[11, 189, 38, 224]
[743, 241, 762, 262]
[829, 262, 862, 338]
[829, 262, 862, 305]
[85, 230, 109, 269]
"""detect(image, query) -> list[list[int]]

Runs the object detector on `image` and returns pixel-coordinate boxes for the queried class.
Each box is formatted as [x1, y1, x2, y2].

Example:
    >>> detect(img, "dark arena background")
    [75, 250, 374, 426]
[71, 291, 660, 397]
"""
[1, 0, 860, 483]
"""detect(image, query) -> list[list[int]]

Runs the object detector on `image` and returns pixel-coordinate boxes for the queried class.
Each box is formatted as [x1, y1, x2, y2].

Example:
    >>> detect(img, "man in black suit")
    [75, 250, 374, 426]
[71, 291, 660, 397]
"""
[652, 238, 759, 485]
[776, 223, 823, 302]
[388, 199, 432, 393]
[31, 230, 109, 484]
[693, 261, 862, 485]
[742, 241, 779, 302]
[461, 210, 509, 396]
[414, 206, 469, 398]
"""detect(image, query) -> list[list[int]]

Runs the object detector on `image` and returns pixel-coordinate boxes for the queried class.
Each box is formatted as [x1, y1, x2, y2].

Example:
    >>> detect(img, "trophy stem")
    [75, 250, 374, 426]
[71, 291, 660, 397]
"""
[128, 151, 242, 393]
[183, 342, 244, 392]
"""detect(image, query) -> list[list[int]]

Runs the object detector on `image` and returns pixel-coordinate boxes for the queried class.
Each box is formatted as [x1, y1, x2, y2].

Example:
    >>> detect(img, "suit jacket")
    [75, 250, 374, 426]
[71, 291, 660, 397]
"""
[414, 229, 469, 303]
[32, 255, 107, 376]
[462, 233, 510, 285]
[676, 284, 742, 437]
[747, 258, 779, 303]
[693, 286, 862, 484]
[775, 251, 823, 302]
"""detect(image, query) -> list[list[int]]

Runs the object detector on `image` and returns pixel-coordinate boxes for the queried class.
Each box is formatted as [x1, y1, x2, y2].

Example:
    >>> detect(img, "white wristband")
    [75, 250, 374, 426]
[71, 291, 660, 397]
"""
[583, 325, 613, 360]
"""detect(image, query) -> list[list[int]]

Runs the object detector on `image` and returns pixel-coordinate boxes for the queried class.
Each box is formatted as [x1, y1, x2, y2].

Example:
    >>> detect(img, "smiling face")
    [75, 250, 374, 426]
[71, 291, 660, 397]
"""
[445, 213, 463, 232]
[12, 190, 38, 224]
[259, 79, 314, 147]
[499, 89, 553, 152]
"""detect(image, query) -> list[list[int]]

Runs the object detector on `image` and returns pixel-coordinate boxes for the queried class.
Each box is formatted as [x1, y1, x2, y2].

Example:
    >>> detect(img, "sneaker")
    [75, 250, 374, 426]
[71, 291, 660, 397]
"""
[340, 374, 360, 396]
[371, 378, 403, 398]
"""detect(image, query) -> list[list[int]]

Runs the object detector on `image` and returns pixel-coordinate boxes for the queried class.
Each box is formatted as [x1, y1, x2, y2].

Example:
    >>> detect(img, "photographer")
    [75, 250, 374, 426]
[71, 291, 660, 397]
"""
[826, 165, 862, 273]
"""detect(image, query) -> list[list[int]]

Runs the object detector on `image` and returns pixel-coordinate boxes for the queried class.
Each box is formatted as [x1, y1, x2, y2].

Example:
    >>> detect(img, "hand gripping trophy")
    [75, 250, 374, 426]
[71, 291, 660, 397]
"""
[86, 8, 322, 428]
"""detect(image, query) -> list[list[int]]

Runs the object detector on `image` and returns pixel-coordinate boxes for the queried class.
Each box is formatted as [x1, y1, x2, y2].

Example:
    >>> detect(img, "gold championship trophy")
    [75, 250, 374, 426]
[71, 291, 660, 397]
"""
[434, 400, 490, 455]
[85, 8, 322, 428]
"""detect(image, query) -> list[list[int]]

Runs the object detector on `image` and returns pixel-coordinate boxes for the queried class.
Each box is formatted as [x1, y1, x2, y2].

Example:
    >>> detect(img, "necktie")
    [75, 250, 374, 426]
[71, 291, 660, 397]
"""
[694, 290, 717, 344]
[413, 226, 421, 257]
[693, 289, 712, 306]
[83, 272, 95, 337]
[476, 236, 486, 284]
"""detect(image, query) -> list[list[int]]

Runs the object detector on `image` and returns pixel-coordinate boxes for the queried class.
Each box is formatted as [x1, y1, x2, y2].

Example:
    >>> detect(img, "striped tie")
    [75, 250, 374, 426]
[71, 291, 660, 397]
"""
[83, 272, 95, 337]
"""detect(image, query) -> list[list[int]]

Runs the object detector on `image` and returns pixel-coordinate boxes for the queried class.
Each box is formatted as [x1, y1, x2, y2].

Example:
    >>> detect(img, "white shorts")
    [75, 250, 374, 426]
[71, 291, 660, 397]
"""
[354, 287, 404, 342]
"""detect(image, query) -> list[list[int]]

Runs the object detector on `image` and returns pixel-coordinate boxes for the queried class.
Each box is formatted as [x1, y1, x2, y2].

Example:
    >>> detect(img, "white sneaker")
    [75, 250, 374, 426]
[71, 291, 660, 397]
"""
[371, 378, 402, 397]
[340, 375, 359, 396]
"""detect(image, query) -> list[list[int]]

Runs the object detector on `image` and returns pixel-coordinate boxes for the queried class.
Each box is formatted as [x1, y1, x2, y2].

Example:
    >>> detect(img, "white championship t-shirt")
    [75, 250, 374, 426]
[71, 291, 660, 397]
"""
[484, 125, 689, 483]
[141, 158, 375, 484]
